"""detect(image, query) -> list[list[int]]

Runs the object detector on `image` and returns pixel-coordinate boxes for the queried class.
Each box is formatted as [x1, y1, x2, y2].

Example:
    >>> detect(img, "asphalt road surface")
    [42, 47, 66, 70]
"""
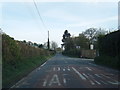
[11, 53, 120, 88]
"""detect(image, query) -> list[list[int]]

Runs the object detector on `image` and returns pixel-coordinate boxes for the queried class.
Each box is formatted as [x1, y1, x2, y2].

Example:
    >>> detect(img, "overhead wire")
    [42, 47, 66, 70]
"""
[33, 0, 48, 31]
[23, 2, 42, 30]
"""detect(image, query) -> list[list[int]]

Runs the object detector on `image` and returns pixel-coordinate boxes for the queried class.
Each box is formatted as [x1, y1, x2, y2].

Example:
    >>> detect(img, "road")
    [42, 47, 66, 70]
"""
[11, 53, 120, 88]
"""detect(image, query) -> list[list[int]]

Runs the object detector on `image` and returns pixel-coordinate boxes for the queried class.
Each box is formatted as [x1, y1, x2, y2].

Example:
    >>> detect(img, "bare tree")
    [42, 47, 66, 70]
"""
[51, 41, 58, 51]
[83, 28, 107, 44]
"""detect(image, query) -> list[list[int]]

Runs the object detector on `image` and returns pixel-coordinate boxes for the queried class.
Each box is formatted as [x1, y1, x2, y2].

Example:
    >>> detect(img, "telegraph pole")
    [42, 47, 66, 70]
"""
[47, 31, 50, 50]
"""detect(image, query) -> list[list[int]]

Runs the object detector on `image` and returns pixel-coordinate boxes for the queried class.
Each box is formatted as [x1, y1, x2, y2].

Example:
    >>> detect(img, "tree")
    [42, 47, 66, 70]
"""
[38, 44, 43, 48]
[34, 43, 38, 46]
[62, 30, 71, 50]
[62, 30, 71, 43]
[75, 34, 89, 50]
[83, 28, 97, 44]
[23, 40, 26, 43]
[83, 28, 107, 44]
[65, 37, 76, 51]
[51, 41, 58, 51]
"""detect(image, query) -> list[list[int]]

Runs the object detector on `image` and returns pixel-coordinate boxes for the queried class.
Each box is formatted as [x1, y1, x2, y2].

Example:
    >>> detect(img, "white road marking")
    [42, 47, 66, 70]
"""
[100, 74, 120, 85]
[41, 62, 46, 67]
[11, 77, 26, 88]
[87, 74, 101, 85]
[82, 73, 95, 85]
[63, 78, 67, 84]
[86, 67, 92, 71]
[94, 80, 101, 85]
[100, 80, 107, 84]
[67, 67, 70, 71]
[87, 73, 94, 78]
[89, 80, 95, 85]
[107, 81, 120, 85]
[100, 74, 118, 82]
[72, 67, 86, 80]
[43, 79, 47, 86]
[58, 67, 60, 71]
[49, 74, 61, 86]
[95, 74, 101, 78]
[95, 74, 108, 84]
[100, 74, 111, 78]
[68, 68, 70, 71]
[63, 69, 65, 71]
[53, 67, 55, 71]
[82, 73, 89, 78]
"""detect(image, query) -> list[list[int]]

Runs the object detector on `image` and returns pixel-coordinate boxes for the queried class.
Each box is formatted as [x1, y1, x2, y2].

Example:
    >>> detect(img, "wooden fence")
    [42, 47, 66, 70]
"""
[81, 50, 96, 59]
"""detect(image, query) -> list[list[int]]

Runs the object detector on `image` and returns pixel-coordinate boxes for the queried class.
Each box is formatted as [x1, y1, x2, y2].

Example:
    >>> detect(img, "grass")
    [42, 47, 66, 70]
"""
[2, 55, 53, 88]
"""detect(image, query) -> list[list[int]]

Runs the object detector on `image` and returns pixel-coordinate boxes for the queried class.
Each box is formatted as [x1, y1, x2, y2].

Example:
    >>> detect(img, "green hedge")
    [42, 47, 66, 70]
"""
[94, 56, 119, 69]
[98, 30, 120, 57]
[95, 30, 120, 70]
[2, 34, 55, 88]
[62, 49, 81, 58]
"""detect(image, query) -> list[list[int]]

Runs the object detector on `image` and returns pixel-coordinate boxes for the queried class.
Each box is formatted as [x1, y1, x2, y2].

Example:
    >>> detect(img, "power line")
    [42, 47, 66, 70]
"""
[32, 0, 50, 49]
[33, 0, 48, 30]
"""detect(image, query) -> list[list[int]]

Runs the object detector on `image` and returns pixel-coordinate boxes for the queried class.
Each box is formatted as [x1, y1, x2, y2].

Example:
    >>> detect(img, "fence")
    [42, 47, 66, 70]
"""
[81, 50, 96, 59]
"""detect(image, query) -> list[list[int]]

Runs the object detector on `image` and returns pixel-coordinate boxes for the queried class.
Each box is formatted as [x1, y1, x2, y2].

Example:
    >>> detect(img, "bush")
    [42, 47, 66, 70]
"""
[62, 49, 81, 58]
[2, 34, 55, 88]
[2, 34, 21, 64]
[94, 56, 119, 69]
[95, 30, 120, 70]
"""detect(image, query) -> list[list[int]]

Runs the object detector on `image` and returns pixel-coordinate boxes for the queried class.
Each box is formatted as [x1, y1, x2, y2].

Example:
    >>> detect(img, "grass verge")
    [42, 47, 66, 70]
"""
[2, 55, 53, 88]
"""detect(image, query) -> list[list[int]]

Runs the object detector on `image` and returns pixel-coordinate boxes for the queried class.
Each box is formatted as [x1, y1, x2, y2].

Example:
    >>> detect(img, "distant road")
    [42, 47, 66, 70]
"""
[11, 53, 120, 88]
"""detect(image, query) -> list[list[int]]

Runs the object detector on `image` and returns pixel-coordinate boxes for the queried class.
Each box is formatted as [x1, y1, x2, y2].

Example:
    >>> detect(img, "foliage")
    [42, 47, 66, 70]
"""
[98, 30, 120, 57]
[2, 34, 21, 63]
[62, 30, 71, 45]
[62, 48, 81, 58]
[83, 28, 107, 50]
[62, 30, 89, 57]
[83, 28, 97, 43]
[95, 30, 120, 69]
[3, 55, 52, 88]
[38, 44, 43, 48]
[2, 34, 55, 88]
[75, 34, 89, 49]
[64, 37, 76, 51]
[94, 56, 119, 69]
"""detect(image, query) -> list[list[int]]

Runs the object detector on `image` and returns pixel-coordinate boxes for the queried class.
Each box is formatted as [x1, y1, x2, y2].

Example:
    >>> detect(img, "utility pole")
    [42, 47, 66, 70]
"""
[47, 31, 50, 50]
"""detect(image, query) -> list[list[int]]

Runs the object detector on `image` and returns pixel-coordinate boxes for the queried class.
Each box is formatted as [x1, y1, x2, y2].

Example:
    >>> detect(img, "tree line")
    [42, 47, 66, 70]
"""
[62, 28, 107, 57]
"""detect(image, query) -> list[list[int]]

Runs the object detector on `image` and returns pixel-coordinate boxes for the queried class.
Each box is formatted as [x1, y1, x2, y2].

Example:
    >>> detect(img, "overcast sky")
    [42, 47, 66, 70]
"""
[1, 0, 119, 47]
